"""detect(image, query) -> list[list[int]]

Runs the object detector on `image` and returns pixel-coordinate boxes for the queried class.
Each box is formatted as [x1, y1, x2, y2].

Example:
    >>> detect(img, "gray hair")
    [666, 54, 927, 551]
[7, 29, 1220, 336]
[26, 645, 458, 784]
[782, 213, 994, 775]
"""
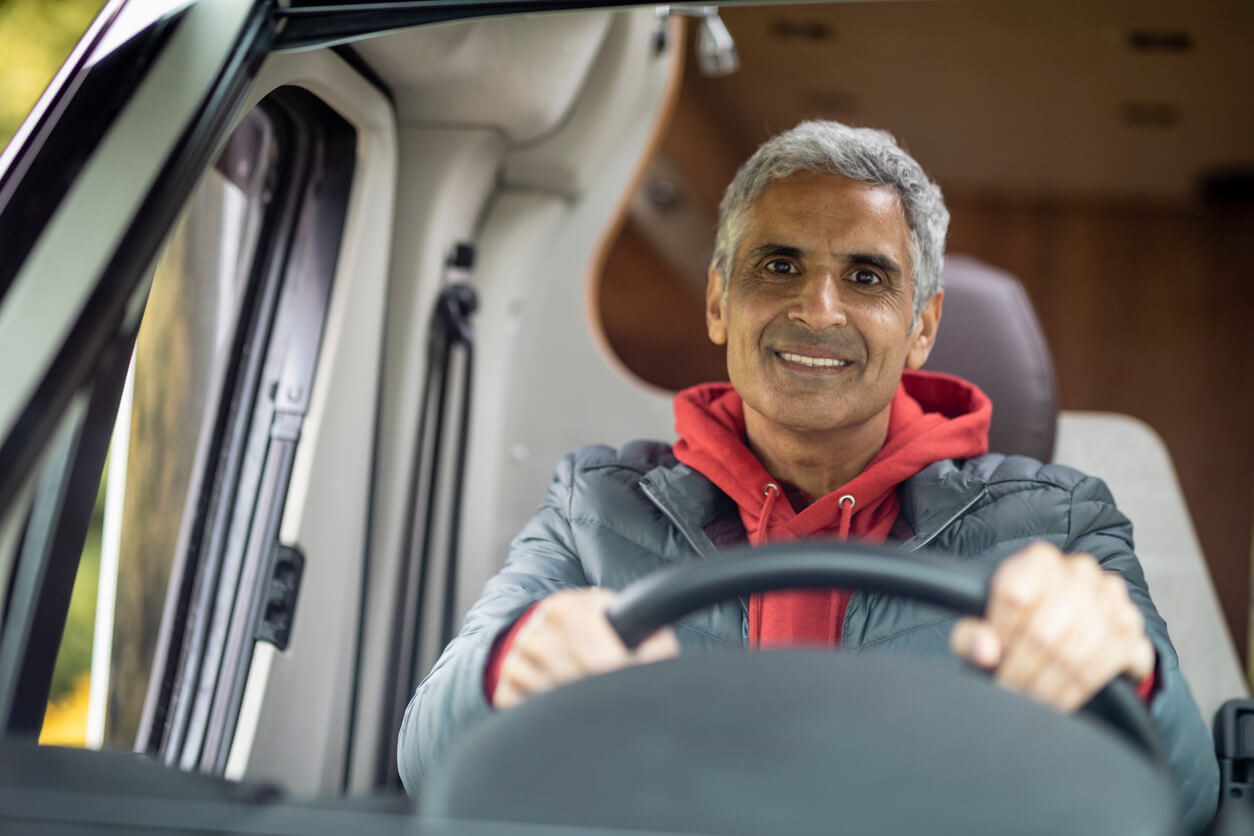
[712, 120, 949, 318]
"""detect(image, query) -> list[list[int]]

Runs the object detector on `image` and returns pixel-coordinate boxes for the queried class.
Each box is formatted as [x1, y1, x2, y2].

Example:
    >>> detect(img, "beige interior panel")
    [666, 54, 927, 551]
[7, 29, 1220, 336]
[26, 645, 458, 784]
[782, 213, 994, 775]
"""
[354, 11, 613, 139]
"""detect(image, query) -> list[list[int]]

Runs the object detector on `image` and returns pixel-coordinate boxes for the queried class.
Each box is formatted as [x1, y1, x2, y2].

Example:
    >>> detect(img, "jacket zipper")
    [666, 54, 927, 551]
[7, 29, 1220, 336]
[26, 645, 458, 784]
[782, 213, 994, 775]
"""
[840, 486, 989, 648]
[640, 481, 709, 557]
[640, 481, 750, 624]
[907, 487, 989, 553]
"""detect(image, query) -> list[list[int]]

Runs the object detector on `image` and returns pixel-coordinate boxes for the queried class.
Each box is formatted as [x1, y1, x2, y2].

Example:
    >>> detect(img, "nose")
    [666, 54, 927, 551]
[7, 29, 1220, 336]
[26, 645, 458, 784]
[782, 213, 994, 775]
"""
[788, 272, 847, 331]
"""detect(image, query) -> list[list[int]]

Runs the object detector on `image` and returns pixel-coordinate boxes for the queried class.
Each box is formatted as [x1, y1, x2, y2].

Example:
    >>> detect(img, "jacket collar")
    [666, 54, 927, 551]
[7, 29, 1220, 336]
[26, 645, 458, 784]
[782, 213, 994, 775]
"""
[640, 456, 989, 557]
[638, 463, 738, 559]
[893, 460, 989, 552]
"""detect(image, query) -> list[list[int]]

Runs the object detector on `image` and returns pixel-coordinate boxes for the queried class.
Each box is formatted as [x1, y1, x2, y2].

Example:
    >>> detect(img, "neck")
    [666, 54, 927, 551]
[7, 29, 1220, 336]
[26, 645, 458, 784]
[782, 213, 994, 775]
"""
[743, 407, 890, 501]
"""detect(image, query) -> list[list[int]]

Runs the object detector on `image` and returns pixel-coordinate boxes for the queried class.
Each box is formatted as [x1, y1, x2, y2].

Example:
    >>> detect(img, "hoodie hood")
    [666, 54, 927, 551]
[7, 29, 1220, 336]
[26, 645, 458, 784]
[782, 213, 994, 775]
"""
[673, 369, 992, 545]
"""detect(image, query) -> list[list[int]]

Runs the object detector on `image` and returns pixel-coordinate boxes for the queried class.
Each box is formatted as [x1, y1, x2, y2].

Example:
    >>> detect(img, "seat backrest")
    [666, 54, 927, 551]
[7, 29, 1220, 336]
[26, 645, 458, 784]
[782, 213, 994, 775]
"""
[925, 255, 1058, 461]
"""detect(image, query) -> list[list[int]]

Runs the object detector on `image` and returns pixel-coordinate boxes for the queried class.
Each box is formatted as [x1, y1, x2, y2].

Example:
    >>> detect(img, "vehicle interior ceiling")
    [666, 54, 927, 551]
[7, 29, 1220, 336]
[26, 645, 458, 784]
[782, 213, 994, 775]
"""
[227, 0, 1252, 798]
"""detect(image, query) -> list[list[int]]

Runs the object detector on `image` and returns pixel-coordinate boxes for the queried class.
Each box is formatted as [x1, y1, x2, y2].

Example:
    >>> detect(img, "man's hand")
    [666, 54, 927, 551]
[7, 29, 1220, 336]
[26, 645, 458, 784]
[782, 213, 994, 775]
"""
[950, 542, 1155, 712]
[492, 587, 680, 710]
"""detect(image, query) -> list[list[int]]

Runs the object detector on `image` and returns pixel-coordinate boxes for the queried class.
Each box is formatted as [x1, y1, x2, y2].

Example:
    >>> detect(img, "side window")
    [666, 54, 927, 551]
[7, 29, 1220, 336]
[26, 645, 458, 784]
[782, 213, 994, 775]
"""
[27, 85, 356, 771]
[39, 106, 279, 749]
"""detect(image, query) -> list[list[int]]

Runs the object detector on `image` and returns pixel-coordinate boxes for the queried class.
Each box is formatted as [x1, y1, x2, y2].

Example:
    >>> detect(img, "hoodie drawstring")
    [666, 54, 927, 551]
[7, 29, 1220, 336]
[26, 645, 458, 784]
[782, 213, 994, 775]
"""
[757, 486, 854, 543]
[755, 483, 781, 545]
[837, 494, 855, 540]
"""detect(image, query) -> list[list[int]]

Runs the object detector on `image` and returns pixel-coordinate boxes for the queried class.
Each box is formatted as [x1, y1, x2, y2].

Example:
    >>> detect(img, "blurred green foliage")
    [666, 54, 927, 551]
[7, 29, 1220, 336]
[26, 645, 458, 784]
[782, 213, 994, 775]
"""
[0, 0, 108, 152]
[48, 471, 106, 703]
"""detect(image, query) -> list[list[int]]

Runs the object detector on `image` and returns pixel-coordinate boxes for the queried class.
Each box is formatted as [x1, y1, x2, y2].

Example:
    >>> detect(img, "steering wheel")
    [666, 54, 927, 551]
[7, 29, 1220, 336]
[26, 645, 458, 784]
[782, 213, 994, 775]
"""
[607, 541, 1168, 764]
[422, 543, 1182, 836]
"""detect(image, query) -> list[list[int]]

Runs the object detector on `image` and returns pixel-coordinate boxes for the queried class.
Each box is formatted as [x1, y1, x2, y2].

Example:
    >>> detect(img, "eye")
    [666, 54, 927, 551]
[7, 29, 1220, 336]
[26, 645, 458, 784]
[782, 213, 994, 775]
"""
[850, 268, 882, 285]
[764, 258, 798, 275]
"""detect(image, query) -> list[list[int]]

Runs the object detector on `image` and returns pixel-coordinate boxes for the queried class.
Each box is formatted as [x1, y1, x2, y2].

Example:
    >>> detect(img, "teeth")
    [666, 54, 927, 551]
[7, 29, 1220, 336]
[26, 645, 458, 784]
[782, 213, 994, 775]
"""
[779, 352, 848, 368]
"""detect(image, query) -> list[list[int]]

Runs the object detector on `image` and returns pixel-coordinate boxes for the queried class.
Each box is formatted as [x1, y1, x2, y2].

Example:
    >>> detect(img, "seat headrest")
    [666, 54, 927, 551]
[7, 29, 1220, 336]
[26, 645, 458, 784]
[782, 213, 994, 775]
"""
[924, 255, 1058, 462]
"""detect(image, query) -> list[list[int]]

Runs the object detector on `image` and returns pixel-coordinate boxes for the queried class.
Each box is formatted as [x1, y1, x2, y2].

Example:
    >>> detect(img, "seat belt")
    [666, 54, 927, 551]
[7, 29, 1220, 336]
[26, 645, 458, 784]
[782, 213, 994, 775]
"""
[383, 245, 477, 789]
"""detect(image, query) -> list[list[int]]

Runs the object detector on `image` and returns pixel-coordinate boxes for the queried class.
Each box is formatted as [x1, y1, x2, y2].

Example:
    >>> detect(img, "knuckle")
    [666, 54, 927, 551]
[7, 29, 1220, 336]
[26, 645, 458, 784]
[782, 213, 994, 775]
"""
[1114, 598, 1141, 628]
[1035, 616, 1068, 646]
[994, 570, 1035, 608]
[1068, 553, 1101, 580]
[1012, 628, 1046, 660]
[534, 594, 565, 623]
[1070, 654, 1102, 689]
[1024, 541, 1062, 560]
[1072, 552, 1099, 569]
[1099, 572, 1127, 598]
[499, 653, 526, 686]
[498, 653, 517, 679]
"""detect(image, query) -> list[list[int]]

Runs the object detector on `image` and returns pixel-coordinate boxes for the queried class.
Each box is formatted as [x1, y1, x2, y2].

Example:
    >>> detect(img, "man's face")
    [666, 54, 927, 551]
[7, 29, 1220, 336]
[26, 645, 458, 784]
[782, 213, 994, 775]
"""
[706, 172, 941, 438]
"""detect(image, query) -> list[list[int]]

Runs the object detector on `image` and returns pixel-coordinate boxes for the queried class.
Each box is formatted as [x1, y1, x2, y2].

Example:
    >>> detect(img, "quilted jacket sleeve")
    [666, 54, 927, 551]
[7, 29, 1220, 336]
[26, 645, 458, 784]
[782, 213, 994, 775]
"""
[1066, 474, 1219, 833]
[396, 453, 588, 792]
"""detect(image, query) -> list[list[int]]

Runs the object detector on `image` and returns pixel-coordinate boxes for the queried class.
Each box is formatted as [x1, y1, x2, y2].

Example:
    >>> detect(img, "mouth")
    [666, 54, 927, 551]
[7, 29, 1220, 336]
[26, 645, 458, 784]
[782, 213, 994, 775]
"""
[774, 350, 853, 370]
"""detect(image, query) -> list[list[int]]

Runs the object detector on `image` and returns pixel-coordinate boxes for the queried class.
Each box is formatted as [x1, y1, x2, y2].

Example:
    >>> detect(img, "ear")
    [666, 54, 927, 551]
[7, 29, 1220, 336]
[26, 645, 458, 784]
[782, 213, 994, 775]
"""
[905, 289, 943, 370]
[706, 264, 728, 346]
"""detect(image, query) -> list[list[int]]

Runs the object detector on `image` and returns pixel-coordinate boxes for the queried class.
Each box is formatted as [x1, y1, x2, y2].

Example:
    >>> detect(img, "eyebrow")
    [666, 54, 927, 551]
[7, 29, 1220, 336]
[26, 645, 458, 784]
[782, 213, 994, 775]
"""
[747, 243, 804, 262]
[746, 243, 903, 277]
[849, 252, 903, 277]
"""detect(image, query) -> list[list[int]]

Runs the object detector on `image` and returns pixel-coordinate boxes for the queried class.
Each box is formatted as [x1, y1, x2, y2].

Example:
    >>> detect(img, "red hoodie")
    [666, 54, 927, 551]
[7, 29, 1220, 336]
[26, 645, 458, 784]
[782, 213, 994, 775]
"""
[672, 370, 991, 647]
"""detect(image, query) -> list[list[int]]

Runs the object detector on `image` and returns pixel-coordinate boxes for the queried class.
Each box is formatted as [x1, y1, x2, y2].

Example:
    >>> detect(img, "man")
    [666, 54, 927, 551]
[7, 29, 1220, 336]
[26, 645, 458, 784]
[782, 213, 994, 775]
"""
[398, 121, 1218, 829]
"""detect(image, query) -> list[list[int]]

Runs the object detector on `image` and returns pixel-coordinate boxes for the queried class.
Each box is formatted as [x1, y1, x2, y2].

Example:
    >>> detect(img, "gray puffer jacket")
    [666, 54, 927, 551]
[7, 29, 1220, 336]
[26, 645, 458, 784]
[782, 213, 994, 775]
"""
[399, 441, 1219, 831]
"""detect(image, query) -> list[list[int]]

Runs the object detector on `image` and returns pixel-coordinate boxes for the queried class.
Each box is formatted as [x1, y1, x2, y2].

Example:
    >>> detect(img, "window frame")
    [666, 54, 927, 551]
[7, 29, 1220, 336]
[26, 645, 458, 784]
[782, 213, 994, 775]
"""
[0, 331, 131, 736]
[137, 87, 358, 773]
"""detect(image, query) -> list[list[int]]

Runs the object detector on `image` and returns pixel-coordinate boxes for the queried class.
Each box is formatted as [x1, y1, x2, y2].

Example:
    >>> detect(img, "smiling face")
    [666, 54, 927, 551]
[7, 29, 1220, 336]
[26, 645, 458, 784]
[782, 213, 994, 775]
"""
[706, 171, 942, 445]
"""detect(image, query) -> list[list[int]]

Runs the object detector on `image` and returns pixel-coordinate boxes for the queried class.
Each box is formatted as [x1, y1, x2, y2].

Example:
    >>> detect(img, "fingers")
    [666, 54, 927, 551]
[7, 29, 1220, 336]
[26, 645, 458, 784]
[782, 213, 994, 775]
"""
[492, 588, 678, 711]
[985, 542, 1066, 651]
[1019, 574, 1109, 711]
[966, 542, 1156, 713]
[493, 651, 551, 710]
[992, 549, 1095, 699]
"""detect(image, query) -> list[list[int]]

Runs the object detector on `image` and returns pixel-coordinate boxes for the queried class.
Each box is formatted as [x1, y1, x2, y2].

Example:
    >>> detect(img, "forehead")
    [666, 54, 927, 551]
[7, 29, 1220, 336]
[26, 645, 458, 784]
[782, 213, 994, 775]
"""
[742, 172, 910, 255]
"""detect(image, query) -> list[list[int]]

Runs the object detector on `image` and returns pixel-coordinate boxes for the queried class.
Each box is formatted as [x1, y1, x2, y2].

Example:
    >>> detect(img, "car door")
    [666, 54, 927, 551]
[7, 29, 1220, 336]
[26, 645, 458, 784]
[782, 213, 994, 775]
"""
[0, 0, 408, 830]
[0, 0, 275, 747]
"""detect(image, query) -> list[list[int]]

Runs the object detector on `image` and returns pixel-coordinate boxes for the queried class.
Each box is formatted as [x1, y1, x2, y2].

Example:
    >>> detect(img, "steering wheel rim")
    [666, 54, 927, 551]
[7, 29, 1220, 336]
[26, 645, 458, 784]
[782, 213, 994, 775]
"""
[604, 540, 1168, 766]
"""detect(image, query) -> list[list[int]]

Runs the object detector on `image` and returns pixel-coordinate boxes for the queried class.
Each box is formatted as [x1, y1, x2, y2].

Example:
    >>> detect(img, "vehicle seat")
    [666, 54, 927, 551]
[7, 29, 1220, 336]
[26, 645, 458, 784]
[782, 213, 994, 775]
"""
[923, 254, 1057, 461]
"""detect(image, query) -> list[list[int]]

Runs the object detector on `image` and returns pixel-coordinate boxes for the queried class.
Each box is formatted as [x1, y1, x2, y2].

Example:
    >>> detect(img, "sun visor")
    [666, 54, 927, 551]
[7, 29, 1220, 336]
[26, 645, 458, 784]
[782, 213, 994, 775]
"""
[354, 12, 612, 143]
[503, 9, 677, 199]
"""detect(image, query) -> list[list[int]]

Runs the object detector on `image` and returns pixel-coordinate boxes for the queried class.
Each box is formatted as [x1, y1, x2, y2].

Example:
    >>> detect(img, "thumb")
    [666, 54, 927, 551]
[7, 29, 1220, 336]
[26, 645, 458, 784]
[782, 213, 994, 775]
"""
[951, 617, 1003, 669]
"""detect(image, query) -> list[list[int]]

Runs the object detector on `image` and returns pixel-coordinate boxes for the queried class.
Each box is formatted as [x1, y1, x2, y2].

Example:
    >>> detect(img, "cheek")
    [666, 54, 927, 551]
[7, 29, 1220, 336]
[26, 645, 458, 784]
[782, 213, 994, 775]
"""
[861, 310, 915, 369]
[727, 303, 771, 350]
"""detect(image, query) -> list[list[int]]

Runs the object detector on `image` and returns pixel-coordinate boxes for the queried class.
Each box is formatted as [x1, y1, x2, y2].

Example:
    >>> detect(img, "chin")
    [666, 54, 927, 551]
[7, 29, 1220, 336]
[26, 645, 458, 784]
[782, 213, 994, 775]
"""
[763, 403, 856, 435]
